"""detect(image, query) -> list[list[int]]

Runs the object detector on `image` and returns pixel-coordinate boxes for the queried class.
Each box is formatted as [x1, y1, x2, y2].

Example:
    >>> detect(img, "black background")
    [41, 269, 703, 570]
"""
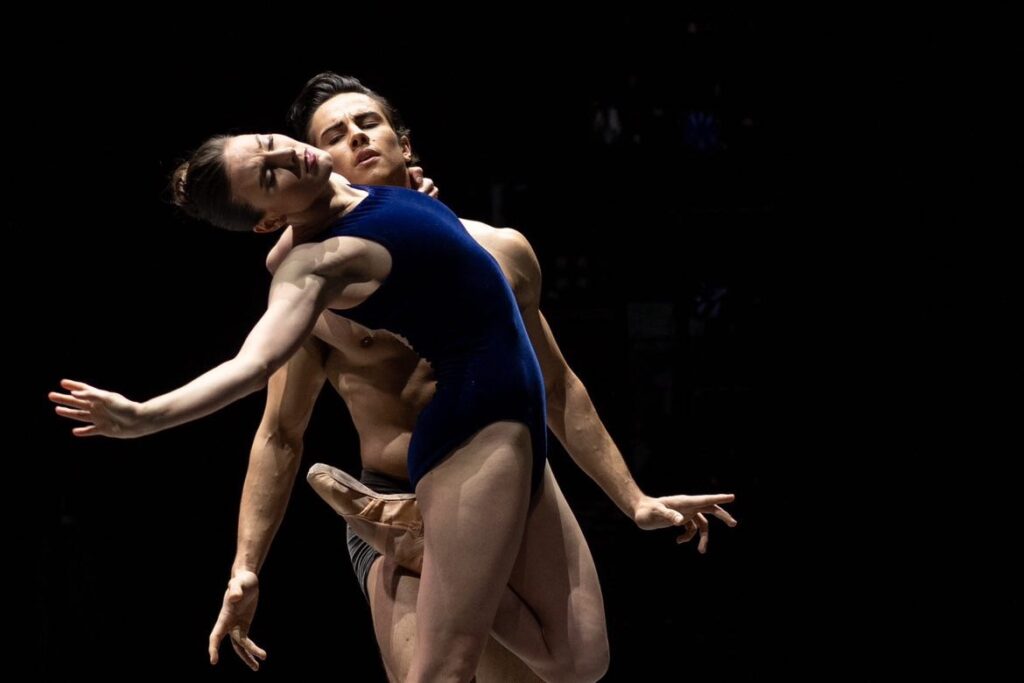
[16, 14, 940, 680]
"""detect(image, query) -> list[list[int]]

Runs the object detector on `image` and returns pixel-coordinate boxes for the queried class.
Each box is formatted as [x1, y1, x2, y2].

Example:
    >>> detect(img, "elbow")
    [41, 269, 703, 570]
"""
[236, 355, 273, 392]
[546, 369, 586, 413]
[545, 374, 568, 415]
[260, 427, 305, 460]
[253, 360, 273, 391]
[255, 415, 307, 462]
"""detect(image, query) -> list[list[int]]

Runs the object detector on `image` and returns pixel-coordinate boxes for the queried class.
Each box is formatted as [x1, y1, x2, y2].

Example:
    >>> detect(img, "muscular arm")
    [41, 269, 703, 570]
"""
[231, 336, 330, 575]
[497, 229, 644, 518]
[530, 309, 645, 517]
[206, 339, 329, 671]
[498, 230, 736, 543]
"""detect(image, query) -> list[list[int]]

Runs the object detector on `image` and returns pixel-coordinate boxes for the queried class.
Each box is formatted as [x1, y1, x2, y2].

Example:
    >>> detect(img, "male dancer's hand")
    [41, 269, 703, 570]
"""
[409, 166, 440, 198]
[633, 493, 738, 554]
[209, 570, 267, 670]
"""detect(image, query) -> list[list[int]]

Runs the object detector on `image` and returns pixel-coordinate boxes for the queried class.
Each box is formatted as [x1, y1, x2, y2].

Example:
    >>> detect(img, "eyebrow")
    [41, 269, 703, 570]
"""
[254, 135, 275, 189]
[319, 111, 382, 144]
[253, 135, 266, 189]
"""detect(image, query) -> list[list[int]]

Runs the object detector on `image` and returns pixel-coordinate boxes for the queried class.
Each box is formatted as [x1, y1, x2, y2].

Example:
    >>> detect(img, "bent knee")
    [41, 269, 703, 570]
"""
[546, 631, 610, 683]
[560, 650, 610, 683]
[583, 641, 611, 682]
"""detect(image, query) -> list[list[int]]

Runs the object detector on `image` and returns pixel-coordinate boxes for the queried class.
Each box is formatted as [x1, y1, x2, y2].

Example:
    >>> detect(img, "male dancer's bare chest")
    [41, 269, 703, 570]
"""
[314, 309, 436, 476]
[313, 310, 435, 406]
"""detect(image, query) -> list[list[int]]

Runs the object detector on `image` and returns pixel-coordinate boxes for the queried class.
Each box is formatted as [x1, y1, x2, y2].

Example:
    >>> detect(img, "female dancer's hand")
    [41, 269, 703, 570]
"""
[633, 493, 738, 554]
[48, 379, 144, 438]
[208, 570, 267, 670]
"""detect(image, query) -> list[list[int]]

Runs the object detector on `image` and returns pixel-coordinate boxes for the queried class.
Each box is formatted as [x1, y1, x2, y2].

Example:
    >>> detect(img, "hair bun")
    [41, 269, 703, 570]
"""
[171, 161, 191, 207]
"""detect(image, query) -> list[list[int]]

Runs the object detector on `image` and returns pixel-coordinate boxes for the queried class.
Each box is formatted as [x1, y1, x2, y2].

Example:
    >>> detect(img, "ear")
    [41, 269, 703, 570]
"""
[400, 134, 413, 163]
[253, 213, 289, 234]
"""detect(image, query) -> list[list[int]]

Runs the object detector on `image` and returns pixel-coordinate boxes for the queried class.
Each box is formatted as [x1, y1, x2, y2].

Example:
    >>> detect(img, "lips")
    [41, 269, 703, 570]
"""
[355, 149, 380, 165]
[304, 149, 317, 173]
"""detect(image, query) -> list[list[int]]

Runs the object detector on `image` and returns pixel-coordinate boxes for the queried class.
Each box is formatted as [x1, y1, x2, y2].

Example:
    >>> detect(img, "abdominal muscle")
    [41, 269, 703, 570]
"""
[316, 312, 436, 483]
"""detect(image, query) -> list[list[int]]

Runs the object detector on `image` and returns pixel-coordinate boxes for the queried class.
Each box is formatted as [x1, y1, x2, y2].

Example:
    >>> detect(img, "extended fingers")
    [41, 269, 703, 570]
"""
[690, 494, 735, 508]
[710, 504, 738, 526]
[230, 629, 265, 671]
[230, 636, 258, 671]
[60, 379, 98, 398]
[209, 627, 226, 665]
[245, 638, 267, 661]
[54, 406, 93, 422]
[48, 391, 92, 409]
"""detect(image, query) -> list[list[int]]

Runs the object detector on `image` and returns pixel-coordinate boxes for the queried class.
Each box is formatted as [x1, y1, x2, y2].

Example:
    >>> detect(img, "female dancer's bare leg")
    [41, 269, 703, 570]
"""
[405, 421, 534, 682]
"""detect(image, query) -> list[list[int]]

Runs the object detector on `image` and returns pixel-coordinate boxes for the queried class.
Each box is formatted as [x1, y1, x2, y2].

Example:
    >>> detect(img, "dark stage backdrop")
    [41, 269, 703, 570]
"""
[20, 18, 804, 680]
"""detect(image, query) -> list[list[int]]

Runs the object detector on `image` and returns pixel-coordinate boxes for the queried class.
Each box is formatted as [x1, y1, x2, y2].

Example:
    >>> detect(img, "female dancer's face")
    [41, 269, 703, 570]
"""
[222, 133, 333, 217]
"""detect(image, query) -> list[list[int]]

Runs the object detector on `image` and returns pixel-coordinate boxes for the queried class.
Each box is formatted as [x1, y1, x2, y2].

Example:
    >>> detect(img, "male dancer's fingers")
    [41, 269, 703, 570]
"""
[228, 626, 266, 670]
[708, 504, 738, 526]
[231, 636, 259, 671]
[666, 507, 686, 525]
[688, 494, 735, 508]
[695, 513, 710, 554]
[209, 628, 225, 665]
[676, 520, 698, 544]
[408, 166, 425, 187]
[244, 638, 267, 662]
[209, 610, 232, 665]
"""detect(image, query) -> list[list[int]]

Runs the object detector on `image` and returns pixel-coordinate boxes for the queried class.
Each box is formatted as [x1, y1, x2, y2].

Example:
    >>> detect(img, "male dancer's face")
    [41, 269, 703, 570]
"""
[307, 92, 412, 188]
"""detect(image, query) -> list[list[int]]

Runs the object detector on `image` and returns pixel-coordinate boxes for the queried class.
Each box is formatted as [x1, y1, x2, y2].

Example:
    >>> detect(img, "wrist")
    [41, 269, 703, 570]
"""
[231, 559, 260, 577]
[625, 490, 649, 521]
[133, 399, 160, 436]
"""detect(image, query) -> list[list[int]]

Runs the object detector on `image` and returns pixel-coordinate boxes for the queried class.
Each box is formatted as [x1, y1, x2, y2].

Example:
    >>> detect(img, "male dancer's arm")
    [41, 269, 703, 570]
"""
[232, 336, 328, 573]
[208, 336, 329, 669]
[500, 230, 737, 549]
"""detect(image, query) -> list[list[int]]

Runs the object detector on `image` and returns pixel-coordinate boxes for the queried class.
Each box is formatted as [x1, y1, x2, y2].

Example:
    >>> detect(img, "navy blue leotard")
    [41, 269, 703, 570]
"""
[320, 184, 546, 494]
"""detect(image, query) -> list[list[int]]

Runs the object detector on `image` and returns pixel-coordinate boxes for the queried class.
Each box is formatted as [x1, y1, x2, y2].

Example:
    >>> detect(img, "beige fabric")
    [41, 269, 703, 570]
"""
[307, 463, 424, 574]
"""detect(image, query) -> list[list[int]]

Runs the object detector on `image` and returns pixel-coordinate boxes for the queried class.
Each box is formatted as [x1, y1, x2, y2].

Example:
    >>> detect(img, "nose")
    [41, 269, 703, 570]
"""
[266, 148, 300, 174]
[349, 126, 370, 149]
